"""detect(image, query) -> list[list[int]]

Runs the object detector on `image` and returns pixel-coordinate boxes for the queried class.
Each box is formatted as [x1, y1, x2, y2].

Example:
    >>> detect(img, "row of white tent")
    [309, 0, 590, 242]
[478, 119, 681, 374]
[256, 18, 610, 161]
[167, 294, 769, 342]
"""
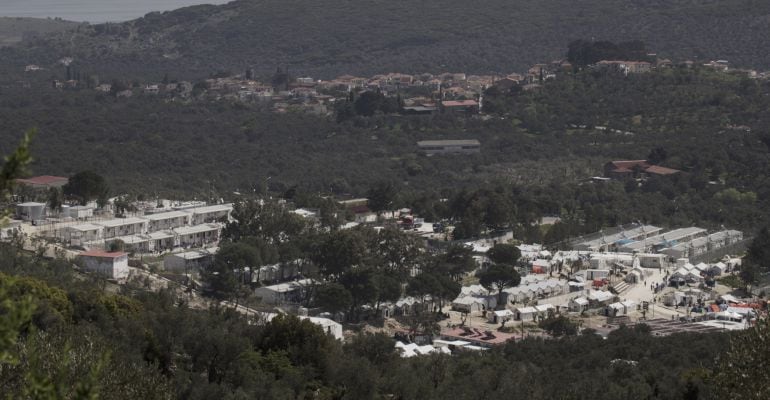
[452, 276, 567, 312]
[510, 304, 555, 322]
[503, 279, 569, 303]
[395, 340, 488, 357]
[669, 262, 720, 282]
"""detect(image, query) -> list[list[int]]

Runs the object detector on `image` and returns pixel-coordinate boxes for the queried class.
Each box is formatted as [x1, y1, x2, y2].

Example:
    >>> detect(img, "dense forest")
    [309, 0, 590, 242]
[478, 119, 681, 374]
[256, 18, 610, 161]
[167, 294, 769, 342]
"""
[2, 0, 770, 81]
[0, 17, 77, 46]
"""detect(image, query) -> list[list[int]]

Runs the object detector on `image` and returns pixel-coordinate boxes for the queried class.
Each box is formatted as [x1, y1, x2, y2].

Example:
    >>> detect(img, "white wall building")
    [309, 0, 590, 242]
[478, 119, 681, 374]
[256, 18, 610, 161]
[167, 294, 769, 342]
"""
[144, 210, 191, 232]
[96, 217, 148, 239]
[186, 204, 233, 225]
[148, 231, 176, 252]
[16, 202, 46, 221]
[173, 223, 222, 248]
[164, 248, 218, 274]
[79, 250, 129, 280]
[67, 206, 94, 219]
[253, 279, 316, 305]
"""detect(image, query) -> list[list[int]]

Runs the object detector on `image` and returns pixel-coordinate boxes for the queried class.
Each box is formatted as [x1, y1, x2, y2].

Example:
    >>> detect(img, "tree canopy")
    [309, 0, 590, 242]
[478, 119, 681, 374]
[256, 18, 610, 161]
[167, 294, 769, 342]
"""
[487, 243, 522, 266]
[64, 171, 109, 207]
[478, 264, 521, 309]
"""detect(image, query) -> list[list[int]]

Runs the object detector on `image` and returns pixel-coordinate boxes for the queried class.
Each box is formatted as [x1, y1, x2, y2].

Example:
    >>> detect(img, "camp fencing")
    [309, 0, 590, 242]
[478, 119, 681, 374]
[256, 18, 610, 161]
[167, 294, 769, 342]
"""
[687, 238, 750, 265]
[536, 291, 583, 307]
[565, 223, 642, 249]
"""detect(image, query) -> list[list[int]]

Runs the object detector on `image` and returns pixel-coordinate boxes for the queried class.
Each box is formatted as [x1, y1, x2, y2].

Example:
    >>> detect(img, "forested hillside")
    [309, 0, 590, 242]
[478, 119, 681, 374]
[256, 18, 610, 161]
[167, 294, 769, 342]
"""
[1, 67, 769, 235]
[0, 17, 77, 46]
[3, 0, 770, 80]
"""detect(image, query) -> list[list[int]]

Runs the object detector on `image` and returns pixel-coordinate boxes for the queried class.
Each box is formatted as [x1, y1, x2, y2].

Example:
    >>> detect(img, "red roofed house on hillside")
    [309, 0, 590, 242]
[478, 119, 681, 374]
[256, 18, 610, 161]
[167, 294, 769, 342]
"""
[15, 175, 69, 189]
[79, 250, 129, 281]
[441, 99, 479, 114]
[604, 160, 681, 180]
[643, 165, 682, 176]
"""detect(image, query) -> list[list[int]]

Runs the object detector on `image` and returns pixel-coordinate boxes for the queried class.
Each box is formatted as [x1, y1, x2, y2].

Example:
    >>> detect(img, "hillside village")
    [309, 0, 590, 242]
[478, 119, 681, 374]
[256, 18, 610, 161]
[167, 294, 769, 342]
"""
[20, 54, 768, 118]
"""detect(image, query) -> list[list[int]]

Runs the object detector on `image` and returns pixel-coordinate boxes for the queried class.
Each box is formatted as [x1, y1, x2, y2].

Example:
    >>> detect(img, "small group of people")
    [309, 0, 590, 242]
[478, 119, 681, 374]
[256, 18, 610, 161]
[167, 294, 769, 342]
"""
[644, 281, 666, 294]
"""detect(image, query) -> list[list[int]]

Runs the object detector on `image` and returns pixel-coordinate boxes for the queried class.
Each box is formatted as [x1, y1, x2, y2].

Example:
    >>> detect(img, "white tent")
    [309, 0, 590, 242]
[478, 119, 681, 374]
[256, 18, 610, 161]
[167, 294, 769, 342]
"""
[710, 262, 728, 275]
[720, 294, 741, 304]
[535, 304, 555, 317]
[395, 342, 440, 358]
[488, 309, 515, 323]
[569, 297, 589, 312]
[607, 300, 636, 316]
[711, 310, 743, 321]
[514, 306, 538, 321]
[625, 268, 643, 283]
[726, 307, 756, 317]
[622, 300, 637, 309]
[452, 296, 486, 313]
[461, 284, 490, 297]
[671, 267, 689, 278]
[686, 271, 704, 282]
[301, 317, 343, 340]
[588, 290, 614, 303]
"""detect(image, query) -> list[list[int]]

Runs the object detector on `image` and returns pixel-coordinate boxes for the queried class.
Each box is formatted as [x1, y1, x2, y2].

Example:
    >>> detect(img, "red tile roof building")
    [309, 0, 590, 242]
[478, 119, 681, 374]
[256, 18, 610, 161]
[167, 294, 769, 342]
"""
[78, 250, 130, 280]
[15, 175, 69, 189]
[604, 160, 681, 180]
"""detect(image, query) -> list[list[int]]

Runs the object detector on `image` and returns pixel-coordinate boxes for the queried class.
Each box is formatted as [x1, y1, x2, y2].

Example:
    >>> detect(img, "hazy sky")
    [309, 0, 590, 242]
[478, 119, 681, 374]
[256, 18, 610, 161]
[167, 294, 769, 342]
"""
[1, 0, 232, 23]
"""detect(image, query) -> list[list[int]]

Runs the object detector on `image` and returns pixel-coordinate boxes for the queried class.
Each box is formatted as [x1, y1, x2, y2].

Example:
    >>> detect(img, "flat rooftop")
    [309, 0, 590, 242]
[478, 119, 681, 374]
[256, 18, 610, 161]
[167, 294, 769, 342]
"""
[188, 204, 233, 214]
[69, 223, 103, 232]
[259, 279, 316, 293]
[417, 139, 480, 147]
[576, 225, 661, 249]
[95, 217, 147, 228]
[622, 227, 706, 250]
[110, 235, 149, 244]
[148, 230, 175, 240]
[173, 223, 222, 235]
[142, 210, 190, 221]
[79, 250, 127, 259]
[16, 202, 46, 207]
[167, 248, 218, 260]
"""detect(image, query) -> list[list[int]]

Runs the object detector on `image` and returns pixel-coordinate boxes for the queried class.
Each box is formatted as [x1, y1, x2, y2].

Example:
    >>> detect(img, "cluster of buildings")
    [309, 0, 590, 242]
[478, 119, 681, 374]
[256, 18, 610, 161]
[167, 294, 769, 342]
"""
[55, 203, 232, 253]
[7, 176, 235, 282]
[572, 224, 744, 262]
[22, 50, 770, 122]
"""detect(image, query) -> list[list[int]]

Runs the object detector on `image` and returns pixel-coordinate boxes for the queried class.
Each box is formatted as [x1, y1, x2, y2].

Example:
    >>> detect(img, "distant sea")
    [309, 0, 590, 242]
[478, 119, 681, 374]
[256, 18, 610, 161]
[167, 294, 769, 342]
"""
[1, 0, 231, 23]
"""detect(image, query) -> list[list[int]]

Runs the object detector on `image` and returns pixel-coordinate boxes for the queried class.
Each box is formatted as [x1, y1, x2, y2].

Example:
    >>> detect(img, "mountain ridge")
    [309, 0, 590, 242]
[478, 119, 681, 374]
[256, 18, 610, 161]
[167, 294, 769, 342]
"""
[3, 0, 770, 80]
